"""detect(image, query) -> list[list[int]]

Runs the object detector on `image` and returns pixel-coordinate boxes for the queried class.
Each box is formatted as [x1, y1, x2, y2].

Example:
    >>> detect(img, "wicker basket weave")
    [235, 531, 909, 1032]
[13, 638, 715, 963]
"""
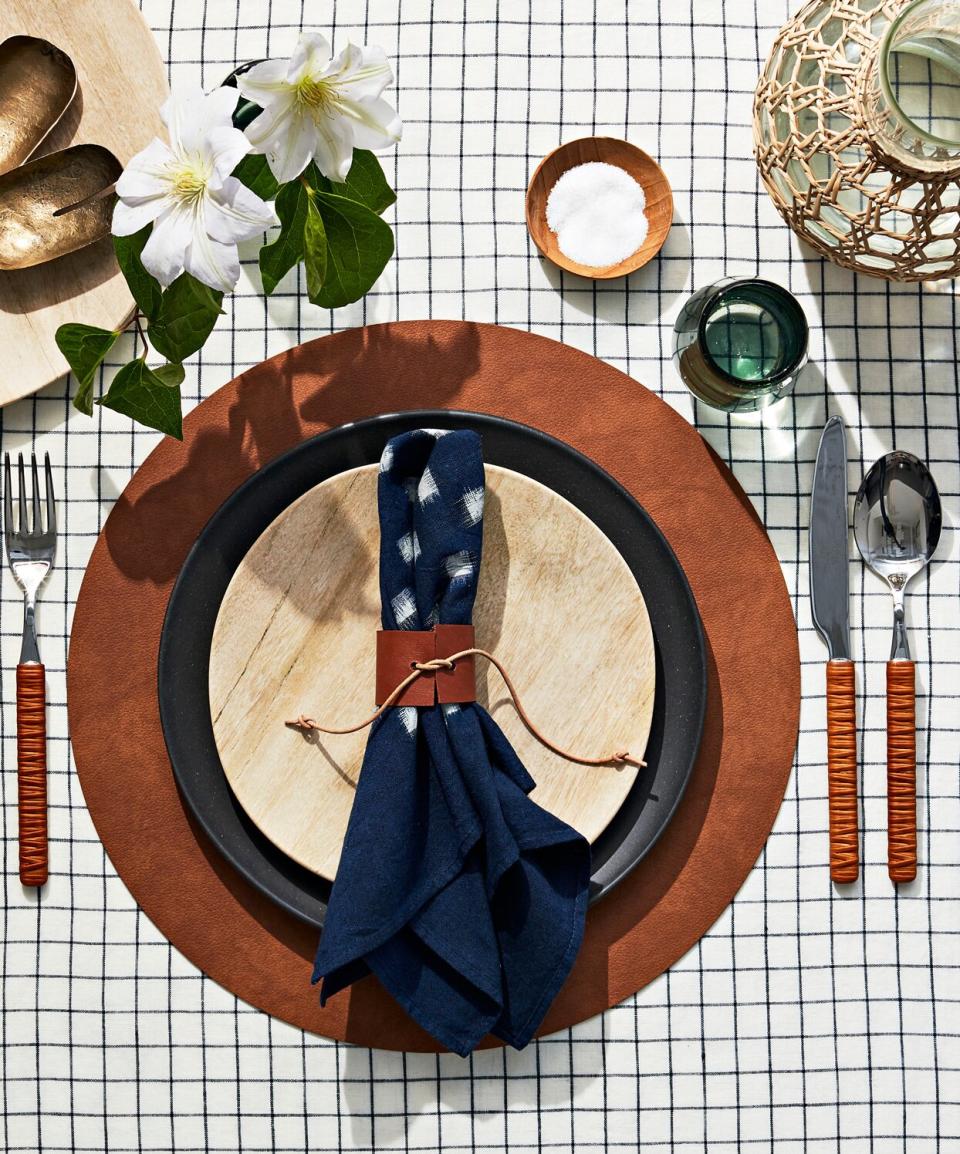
[754, 0, 960, 282]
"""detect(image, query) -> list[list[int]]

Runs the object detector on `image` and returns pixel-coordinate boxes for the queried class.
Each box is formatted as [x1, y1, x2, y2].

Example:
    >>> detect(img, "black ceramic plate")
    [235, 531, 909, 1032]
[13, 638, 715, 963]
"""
[159, 411, 706, 929]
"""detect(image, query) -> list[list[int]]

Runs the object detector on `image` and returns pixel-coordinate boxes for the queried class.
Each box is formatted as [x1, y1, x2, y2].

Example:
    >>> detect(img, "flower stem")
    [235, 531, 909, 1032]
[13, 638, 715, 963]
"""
[133, 311, 148, 358]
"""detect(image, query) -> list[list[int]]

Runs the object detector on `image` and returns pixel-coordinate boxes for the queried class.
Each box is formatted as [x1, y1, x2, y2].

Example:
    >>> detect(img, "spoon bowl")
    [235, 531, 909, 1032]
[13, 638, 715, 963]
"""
[854, 450, 942, 656]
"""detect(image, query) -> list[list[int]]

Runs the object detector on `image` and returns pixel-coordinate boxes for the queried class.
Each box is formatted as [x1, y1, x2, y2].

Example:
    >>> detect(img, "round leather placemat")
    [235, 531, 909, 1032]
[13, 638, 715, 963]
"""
[68, 321, 800, 1052]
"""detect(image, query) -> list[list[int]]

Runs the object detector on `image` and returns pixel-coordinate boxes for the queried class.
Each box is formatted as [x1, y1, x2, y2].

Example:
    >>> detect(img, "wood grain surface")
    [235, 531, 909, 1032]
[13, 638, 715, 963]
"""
[525, 136, 673, 279]
[210, 463, 655, 880]
[0, 0, 167, 406]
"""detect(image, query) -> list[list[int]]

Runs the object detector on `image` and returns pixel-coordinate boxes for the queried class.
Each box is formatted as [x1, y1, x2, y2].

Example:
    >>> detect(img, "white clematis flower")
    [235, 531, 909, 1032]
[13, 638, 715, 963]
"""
[237, 33, 402, 184]
[112, 86, 279, 293]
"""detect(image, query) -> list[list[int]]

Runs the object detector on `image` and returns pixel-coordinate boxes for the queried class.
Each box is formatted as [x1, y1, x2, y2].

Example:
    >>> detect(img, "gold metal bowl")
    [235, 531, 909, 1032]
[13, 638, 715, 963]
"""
[0, 144, 121, 270]
[0, 36, 77, 175]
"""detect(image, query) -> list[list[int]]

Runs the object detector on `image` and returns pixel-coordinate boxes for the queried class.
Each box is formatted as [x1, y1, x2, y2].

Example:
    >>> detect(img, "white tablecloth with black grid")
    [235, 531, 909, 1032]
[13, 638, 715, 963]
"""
[2, 2, 958, 1150]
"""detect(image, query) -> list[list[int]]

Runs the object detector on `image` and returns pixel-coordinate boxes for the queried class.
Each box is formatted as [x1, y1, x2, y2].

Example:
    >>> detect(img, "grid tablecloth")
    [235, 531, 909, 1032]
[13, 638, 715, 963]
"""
[2, 2, 958, 1151]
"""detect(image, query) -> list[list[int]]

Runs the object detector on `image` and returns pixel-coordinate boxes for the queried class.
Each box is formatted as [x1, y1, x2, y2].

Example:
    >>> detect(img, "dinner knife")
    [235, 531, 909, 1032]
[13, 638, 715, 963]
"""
[810, 416, 858, 883]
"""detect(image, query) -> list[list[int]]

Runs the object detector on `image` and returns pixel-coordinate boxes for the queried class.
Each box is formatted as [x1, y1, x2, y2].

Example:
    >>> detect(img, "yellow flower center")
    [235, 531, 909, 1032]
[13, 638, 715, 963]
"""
[295, 76, 335, 113]
[170, 165, 208, 204]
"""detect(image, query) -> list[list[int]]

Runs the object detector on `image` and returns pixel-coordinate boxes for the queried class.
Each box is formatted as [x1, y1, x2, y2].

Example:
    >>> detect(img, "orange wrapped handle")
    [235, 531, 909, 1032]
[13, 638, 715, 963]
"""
[887, 661, 916, 883]
[826, 660, 858, 883]
[16, 663, 47, 886]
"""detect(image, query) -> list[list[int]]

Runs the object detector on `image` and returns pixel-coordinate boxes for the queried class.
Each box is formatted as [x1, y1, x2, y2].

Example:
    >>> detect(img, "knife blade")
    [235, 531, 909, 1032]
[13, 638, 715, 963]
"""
[810, 415, 858, 883]
[810, 415, 850, 660]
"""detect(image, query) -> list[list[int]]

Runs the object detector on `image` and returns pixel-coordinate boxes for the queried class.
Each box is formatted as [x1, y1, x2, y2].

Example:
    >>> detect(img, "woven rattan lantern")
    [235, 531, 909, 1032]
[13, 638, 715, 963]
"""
[755, 0, 960, 281]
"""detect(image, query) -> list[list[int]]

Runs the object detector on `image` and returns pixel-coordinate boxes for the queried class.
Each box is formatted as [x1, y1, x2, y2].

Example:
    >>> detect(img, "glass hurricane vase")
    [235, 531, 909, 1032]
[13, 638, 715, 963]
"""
[755, 0, 960, 281]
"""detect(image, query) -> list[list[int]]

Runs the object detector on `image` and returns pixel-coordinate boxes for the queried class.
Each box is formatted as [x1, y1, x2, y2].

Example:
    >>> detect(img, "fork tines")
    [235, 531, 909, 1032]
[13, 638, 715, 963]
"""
[3, 452, 56, 540]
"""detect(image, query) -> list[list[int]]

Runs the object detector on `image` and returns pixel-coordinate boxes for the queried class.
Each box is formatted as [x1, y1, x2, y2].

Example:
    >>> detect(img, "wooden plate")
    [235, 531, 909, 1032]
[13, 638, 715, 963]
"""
[210, 463, 655, 880]
[0, 0, 167, 406]
[526, 136, 673, 279]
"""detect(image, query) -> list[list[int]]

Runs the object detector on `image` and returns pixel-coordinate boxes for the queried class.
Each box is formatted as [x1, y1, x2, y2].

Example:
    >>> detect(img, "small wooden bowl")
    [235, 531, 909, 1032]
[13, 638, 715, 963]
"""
[526, 137, 673, 279]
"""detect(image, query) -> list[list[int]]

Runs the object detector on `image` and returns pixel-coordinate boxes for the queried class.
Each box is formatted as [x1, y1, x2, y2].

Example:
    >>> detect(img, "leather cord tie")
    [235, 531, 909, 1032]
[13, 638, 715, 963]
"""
[287, 647, 641, 769]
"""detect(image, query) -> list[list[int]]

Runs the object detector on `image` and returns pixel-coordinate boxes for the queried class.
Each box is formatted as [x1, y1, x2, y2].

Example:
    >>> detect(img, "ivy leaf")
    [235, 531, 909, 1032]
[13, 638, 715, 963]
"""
[152, 363, 186, 388]
[303, 195, 329, 302]
[55, 323, 120, 415]
[260, 177, 310, 294]
[98, 358, 183, 439]
[113, 227, 163, 321]
[330, 150, 396, 215]
[233, 152, 280, 201]
[309, 191, 394, 309]
[147, 273, 224, 364]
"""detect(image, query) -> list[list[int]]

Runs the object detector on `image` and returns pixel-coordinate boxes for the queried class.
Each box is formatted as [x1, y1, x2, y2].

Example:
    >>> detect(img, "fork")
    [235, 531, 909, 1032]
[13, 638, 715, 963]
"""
[3, 453, 56, 886]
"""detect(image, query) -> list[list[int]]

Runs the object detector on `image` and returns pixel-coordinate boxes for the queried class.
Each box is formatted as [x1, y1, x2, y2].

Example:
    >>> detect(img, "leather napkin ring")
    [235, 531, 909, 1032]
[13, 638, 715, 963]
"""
[376, 625, 476, 707]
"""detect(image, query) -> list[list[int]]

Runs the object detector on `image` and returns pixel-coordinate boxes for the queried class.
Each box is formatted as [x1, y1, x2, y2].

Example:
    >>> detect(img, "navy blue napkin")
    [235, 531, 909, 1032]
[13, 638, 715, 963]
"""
[312, 429, 591, 1055]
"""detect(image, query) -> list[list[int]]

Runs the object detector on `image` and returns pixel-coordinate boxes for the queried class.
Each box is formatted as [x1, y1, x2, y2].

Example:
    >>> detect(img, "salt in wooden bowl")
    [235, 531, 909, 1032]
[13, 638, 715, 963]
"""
[526, 136, 673, 279]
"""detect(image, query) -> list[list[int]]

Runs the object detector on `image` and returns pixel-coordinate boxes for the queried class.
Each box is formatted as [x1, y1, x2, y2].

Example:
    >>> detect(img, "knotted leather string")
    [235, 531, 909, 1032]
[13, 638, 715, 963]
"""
[288, 648, 641, 769]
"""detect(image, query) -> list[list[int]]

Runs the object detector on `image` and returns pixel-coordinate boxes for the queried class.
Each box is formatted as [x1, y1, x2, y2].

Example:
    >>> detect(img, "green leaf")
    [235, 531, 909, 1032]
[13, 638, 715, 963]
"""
[113, 227, 163, 321]
[98, 358, 183, 439]
[147, 273, 224, 364]
[301, 160, 330, 193]
[233, 152, 280, 201]
[152, 363, 186, 388]
[308, 191, 394, 309]
[303, 195, 329, 302]
[55, 323, 120, 415]
[259, 177, 310, 294]
[330, 150, 396, 215]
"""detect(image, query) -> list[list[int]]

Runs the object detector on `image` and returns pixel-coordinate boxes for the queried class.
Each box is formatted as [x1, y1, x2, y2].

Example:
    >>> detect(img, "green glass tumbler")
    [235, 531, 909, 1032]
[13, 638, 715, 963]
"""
[673, 277, 808, 413]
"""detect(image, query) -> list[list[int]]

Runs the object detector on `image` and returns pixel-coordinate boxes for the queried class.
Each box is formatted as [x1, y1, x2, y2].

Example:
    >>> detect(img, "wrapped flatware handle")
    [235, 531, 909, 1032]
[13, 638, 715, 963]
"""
[17, 663, 48, 886]
[887, 660, 917, 883]
[826, 659, 858, 883]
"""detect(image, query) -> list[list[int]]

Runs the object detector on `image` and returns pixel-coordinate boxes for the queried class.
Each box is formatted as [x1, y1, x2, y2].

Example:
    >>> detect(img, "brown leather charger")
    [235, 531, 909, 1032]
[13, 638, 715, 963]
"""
[67, 321, 800, 1052]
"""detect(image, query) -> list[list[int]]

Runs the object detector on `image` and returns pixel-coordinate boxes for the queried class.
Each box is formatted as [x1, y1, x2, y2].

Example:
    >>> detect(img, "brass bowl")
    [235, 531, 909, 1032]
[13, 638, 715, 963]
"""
[0, 36, 77, 176]
[525, 136, 673, 279]
[0, 144, 120, 270]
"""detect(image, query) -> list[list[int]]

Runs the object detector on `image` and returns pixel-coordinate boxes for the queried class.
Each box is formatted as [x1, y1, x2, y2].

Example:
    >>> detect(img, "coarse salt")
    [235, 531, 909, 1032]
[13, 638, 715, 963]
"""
[545, 161, 648, 268]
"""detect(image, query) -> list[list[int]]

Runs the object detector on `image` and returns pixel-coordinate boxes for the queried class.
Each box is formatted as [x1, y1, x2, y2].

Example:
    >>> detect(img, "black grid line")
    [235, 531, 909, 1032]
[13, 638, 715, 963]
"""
[1, 1, 959, 1151]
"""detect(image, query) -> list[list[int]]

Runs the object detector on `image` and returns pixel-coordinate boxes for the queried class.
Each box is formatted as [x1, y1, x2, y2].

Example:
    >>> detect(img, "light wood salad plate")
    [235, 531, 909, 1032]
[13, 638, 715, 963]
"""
[210, 463, 656, 880]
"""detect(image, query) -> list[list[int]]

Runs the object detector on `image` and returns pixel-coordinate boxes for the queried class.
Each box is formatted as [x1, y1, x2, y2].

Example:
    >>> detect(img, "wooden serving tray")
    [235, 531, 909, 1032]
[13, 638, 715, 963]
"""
[209, 463, 656, 880]
[0, 0, 167, 406]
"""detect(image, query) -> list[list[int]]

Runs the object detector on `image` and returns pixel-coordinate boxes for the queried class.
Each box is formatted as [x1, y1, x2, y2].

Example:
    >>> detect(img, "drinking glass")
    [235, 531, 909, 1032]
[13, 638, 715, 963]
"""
[672, 277, 808, 413]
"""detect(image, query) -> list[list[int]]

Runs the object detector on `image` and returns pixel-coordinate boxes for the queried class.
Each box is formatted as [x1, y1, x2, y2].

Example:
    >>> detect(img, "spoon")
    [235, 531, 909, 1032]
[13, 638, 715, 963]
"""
[854, 451, 942, 883]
